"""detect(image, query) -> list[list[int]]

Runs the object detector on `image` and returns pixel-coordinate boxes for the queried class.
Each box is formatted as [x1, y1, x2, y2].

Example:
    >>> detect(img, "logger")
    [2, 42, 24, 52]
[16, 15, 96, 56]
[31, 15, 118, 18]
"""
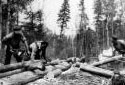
[112, 35, 125, 56]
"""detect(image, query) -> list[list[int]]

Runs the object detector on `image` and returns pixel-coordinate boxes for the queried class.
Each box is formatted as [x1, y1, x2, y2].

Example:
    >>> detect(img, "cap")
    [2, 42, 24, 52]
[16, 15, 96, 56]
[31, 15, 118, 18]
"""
[13, 26, 21, 31]
[112, 35, 118, 40]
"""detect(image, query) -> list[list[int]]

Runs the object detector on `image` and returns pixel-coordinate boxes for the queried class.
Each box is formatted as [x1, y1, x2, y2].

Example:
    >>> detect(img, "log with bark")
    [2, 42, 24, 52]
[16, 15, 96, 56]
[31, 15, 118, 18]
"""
[46, 59, 63, 66]
[45, 65, 55, 72]
[80, 63, 114, 78]
[0, 63, 24, 73]
[46, 69, 62, 79]
[12, 71, 48, 85]
[0, 70, 48, 85]
[24, 60, 45, 71]
[91, 55, 123, 66]
[0, 69, 25, 78]
[0, 60, 43, 73]
[54, 62, 71, 71]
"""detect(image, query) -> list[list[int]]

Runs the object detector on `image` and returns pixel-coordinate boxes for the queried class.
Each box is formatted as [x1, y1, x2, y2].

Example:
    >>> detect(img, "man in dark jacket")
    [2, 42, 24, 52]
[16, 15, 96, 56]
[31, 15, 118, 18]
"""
[112, 35, 125, 56]
[2, 26, 29, 65]
[29, 41, 48, 63]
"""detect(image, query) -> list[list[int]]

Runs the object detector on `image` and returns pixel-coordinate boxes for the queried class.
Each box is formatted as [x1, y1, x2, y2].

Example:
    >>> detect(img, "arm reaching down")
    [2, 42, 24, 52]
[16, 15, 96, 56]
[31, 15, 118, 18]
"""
[21, 32, 30, 54]
[30, 43, 37, 61]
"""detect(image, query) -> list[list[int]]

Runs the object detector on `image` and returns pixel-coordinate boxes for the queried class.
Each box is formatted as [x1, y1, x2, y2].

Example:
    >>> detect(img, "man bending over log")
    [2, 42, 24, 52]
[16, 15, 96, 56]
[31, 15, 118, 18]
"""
[2, 26, 29, 65]
[112, 35, 125, 56]
[29, 41, 48, 63]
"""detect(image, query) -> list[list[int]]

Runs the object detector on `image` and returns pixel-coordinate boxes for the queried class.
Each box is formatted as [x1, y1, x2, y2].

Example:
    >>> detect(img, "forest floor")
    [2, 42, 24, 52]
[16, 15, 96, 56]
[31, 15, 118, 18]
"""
[27, 67, 110, 85]
[0, 48, 124, 85]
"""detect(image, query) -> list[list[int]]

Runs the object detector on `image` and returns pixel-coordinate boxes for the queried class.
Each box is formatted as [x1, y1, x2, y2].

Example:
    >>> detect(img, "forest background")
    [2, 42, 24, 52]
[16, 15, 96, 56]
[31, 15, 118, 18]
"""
[0, 0, 125, 63]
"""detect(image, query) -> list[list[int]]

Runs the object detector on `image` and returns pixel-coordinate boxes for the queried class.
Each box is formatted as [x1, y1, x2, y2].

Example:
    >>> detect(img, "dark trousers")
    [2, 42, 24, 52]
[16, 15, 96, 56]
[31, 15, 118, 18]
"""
[35, 49, 46, 60]
[5, 50, 22, 65]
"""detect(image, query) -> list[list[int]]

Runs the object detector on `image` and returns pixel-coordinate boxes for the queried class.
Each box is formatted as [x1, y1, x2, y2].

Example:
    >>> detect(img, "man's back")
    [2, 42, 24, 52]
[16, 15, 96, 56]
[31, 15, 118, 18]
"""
[29, 41, 43, 51]
[29, 41, 48, 62]
[2, 32, 24, 49]
[112, 38, 125, 54]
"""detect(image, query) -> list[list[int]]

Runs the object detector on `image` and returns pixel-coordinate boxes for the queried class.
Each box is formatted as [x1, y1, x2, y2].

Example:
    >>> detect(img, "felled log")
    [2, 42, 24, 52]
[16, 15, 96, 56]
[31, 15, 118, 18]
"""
[5, 69, 61, 85]
[12, 71, 48, 85]
[0, 69, 25, 78]
[59, 62, 71, 67]
[80, 63, 114, 78]
[65, 57, 76, 63]
[51, 69, 62, 77]
[62, 66, 79, 75]
[0, 70, 48, 85]
[91, 55, 123, 66]
[45, 65, 55, 72]
[46, 59, 63, 66]
[46, 69, 62, 79]
[54, 62, 71, 71]
[0, 60, 43, 73]
[24, 60, 45, 71]
[0, 63, 24, 73]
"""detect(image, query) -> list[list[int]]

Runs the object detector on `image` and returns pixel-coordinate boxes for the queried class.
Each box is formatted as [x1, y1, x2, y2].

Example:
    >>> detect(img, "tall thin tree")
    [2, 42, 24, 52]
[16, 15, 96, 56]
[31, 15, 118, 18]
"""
[102, 0, 116, 48]
[78, 0, 88, 57]
[0, 0, 2, 49]
[57, 0, 70, 38]
[94, 0, 102, 53]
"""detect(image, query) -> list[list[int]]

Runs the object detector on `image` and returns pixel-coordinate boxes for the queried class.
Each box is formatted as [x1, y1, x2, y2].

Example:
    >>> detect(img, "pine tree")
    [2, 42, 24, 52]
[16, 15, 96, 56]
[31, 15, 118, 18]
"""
[94, 0, 102, 53]
[5, 0, 34, 34]
[101, 0, 116, 48]
[57, 0, 70, 38]
[0, 0, 2, 49]
[76, 0, 88, 58]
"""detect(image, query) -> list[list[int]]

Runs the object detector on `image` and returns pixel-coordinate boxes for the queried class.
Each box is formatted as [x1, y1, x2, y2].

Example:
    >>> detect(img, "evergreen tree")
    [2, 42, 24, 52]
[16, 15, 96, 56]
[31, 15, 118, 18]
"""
[102, 0, 116, 48]
[0, 0, 2, 49]
[76, 0, 88, 58]
[57, 0, 70, 38]
[23, 9, 46, 43]
[94, 0, 103, 52]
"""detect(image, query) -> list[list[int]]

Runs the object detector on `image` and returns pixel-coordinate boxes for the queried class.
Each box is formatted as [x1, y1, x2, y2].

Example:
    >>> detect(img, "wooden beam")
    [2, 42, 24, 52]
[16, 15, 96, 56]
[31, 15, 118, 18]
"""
[91, 55, 122, 66]
[0, 69, 25, 78]
[0, 63, 24, 73]
[0, 60, 42, 73]
[80, 63, 114, 78]
[12, 71, 48, 85]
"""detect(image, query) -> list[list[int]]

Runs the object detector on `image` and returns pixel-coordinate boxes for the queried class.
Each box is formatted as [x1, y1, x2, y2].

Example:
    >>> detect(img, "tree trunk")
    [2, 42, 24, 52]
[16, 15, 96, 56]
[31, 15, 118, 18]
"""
[17, 10, 19, 25]
[6, 0, 10, 34]
[91, 55, 122, 66]
[60, 25, 64, 38]
[0, 60, 42, 73]
[102, 21, 105, 50]
[0, 1, 2, 49]
[1, 71, 47, 85]
[96, 28, 99, 58]
[80, 64, 114, 78]
[0, 62, 24, 73]
[0, 69, 25, 78]
[46, 69, 62, 79]
[55, 63, 71, 71]
[106, 16, 110, 48]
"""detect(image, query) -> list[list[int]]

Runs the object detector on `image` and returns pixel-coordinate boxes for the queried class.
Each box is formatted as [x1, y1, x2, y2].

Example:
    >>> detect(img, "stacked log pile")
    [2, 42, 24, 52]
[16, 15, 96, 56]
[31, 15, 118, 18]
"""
[0, 55, 124, 85]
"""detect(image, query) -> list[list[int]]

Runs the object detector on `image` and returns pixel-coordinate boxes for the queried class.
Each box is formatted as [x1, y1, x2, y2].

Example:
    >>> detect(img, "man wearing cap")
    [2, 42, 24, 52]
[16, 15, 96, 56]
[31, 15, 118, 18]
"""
[112, 35, 125, 56]
[29, 41, 48, 63]
[2, 26, 29, 65]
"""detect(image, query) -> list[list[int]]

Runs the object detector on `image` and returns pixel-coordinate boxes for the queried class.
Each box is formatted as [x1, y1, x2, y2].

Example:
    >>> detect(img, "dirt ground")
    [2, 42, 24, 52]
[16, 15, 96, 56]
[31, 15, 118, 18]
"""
[27, 67, 110, 85]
